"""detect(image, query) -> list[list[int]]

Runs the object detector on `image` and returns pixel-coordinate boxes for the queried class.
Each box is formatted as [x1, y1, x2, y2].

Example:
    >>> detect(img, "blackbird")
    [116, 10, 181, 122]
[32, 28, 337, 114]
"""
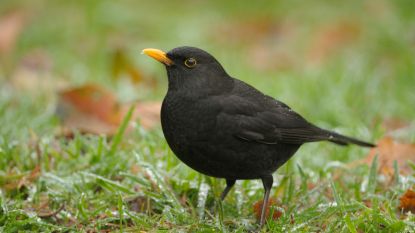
[142, 46, 375, 226]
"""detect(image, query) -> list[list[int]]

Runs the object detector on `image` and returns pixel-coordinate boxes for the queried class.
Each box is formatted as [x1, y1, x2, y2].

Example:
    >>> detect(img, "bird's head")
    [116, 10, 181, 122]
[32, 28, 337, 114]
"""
[143, 46, 232, 93]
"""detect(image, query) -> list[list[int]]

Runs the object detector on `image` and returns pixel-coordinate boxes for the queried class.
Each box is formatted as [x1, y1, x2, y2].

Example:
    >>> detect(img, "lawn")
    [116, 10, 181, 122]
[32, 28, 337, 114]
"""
[1, 0, 415, 232]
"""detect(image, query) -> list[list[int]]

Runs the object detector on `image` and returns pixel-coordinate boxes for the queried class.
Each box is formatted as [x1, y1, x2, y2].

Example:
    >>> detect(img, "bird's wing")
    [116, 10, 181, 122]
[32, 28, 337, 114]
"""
[215, 94, 327, 145]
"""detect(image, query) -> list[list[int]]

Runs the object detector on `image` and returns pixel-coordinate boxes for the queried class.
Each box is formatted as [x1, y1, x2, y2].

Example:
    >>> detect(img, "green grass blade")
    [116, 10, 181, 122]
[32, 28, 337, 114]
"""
[344, 214, 358, 233]
[393, 160, 400, 185]
[367, 154, 378, 194]
[330, 180, 344, 212]
[81, 172, 135, 194]
[109, 105, 135, 157]
[297, 164, 308, 194]
[331, 181, 358, 232]
[118, 192, 124, 232]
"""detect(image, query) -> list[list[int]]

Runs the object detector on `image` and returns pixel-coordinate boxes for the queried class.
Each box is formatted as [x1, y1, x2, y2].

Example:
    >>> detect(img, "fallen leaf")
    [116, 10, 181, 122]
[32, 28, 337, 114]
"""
[59, 84, 122, 125]
[399, 189, 415, 213]
[24, 165, 41, 186]
[248, 44, 295, 71]
[37, 204, 65, 218]
[112, 48, 144, 84]
[213, 17, 288, 45]
[56, 84, 124, 136]
[307, 21, 360, 64]
[363, 137, 415, 175]
[0, 10, 25, 54]
[133, 101, 161, 129]
[130, 164, 141, 174]
[213, 17, 298, 71]
[363, 199, 372, 208]
[3, 165, 41, 192]
[126, 196, 153, 214]
[381, 118, 411, 133]
[25, 193, 65, 218]
[56, 84, 161, 136]
[253, 197, 283, 221]
[10, 49, 67, 93]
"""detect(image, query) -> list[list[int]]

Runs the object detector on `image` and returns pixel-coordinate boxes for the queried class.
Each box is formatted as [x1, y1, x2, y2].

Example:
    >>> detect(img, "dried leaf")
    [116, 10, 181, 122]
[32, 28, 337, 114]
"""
[248, 44, 295, 71]
[10, 49, 66, 93]
[399, 189, 415, 213]
[381, 118, 410, 133]
[127, 196, 152, 213]
[57, 84, 123, 136]
[253, 197, 283, 221]
[26, 194, 65, 218]
[0, 10, 25, 54]
[307, 21, 360, 64]
[112, 48, 144, 84]
[214, 17, 287, 45]
[37, 204, 65, 218]
[132, 101, 161, 129]
[363, 137, 415, 175]
[213, 18, 297, 71]
[56, 84, 161, 136]
[3, 165, 41, 191]
[130, 164, 141, 174]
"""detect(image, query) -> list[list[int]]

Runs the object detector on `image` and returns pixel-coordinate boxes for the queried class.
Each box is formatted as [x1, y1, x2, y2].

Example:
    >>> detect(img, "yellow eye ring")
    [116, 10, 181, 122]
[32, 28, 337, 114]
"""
[184, 58, 197, 68]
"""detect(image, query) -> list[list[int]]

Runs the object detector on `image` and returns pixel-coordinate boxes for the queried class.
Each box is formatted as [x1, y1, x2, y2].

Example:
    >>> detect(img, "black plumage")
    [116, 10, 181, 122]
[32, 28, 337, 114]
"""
[143, 46, 375, 226]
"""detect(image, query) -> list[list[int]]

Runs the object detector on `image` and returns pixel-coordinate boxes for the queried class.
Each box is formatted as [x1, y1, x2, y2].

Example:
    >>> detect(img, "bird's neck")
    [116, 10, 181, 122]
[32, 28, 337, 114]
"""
[167, 72, 234, 97]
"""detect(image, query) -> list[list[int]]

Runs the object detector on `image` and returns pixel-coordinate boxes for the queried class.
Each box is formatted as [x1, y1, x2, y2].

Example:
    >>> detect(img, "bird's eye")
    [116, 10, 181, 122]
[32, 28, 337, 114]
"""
[184, 58, 197, 68]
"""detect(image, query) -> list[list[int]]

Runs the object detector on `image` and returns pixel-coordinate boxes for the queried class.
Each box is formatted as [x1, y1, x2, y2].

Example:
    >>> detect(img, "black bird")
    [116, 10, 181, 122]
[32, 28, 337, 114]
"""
[143, 46, 375, 226]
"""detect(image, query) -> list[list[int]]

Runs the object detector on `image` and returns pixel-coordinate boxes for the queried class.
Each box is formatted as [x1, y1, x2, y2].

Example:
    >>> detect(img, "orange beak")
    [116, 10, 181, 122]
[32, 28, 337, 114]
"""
[142, 48, 174, 66]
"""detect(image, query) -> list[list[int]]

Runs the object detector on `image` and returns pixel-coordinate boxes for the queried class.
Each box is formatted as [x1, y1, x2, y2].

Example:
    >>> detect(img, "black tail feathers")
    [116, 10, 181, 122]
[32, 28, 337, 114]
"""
[324, 130, 375, 147]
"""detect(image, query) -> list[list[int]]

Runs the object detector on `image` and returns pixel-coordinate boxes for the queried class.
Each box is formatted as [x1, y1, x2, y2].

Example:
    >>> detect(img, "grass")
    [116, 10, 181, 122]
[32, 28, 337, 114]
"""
[1, 0, 415, 232]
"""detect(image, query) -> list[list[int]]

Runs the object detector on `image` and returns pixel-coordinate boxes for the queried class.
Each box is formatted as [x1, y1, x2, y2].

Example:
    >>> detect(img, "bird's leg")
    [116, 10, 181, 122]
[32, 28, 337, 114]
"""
[259, 175, 273, 227]
[220, 179, 236, 201]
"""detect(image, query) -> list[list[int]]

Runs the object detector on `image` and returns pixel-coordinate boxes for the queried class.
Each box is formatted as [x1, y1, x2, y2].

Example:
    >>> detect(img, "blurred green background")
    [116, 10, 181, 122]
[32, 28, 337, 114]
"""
[2, 0, 414, 117]
[1, 0, 415, 231]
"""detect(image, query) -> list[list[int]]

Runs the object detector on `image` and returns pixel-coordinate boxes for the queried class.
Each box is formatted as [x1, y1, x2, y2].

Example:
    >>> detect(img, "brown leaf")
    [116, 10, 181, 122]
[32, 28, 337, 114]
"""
[56, 84, 161, 136]
[10, 49, 67, 93]
[59, 84, 123, 125]
[127, 196, 152, 214]
[0, 10, 25, 54]
[399, 189, 415, 213]
[112, 48, 144, 84]
[363, 137, 415, 175]
[253, 197, 283, 221]
[132, 101, 161, 130]
[213, 17, 288, 45]
[57, 84, 124, 136]
[248, 44, 295, 71]
[130, 164, 141, 174]
[307, 21, 360, 64]
[381, 118, 410, 133]
[37, 204, 65, 218]
[213, 17, 297, 71]
[27, 194, 65, 218]
[3, 165, 41, 191]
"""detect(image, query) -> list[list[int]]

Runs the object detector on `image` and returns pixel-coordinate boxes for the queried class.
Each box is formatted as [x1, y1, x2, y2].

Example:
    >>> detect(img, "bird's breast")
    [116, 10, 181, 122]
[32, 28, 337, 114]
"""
[161, 93, 218, 151]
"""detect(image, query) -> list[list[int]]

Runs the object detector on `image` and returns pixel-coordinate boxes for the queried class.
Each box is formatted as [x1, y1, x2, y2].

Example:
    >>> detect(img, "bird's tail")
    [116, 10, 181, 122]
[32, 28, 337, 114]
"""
[321, 129, 375, 147]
